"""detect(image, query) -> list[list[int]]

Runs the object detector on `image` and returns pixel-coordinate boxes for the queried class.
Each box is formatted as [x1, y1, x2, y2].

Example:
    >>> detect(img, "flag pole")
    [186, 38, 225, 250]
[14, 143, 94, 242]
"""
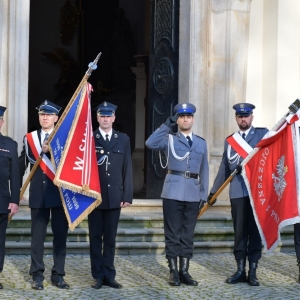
[14, 53, 102, 221]
[198, 99, 300, 219]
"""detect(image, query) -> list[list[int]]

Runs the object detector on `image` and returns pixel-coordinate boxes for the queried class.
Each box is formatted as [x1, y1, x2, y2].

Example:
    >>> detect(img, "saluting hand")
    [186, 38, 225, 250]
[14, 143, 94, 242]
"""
[120, 202, 131, 208]
[8, 203, 18, 216]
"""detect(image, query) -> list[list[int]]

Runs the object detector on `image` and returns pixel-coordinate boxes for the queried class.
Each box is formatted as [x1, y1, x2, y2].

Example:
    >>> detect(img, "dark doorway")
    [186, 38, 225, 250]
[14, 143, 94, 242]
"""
[28, 0, 146, 150]
[145, 0, 179, 198]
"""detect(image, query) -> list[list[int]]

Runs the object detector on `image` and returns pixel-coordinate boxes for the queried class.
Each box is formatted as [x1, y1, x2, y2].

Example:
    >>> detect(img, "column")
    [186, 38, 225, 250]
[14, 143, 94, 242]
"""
[179, 0, 252, 198]
[0, 0, 29, 152]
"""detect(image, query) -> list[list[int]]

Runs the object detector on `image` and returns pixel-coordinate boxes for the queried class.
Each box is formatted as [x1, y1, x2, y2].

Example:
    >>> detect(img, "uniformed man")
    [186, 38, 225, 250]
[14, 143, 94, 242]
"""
[294, 223, 300, 283]
[145, 103, 209, 287]
[209, 103, 268, 286]
[19, 100, 69, 290]
[0, 106, 19, 289]
[89, 101, 133, 289]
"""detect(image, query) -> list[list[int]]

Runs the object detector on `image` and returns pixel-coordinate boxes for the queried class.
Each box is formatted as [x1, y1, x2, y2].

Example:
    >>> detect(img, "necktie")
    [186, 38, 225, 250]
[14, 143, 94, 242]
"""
[43, 133, 49, 143]
[242, 133, 246, 140]
[186, 136, 192, 147]
[105, 134, 109, 145]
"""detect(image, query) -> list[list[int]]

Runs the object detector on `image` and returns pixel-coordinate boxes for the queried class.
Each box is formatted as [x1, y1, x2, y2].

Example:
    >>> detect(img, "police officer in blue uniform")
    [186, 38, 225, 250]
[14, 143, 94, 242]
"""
[0, 106, 19, 289]
[19, 101, 69, 290]
[209, 103, 268, 286]
[145, 103, 209, 287]
[89, 101, 133, 290]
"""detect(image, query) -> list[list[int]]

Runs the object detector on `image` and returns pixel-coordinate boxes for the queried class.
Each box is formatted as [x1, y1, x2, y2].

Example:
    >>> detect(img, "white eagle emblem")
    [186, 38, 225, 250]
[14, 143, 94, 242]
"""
[272, 155, 288, 201]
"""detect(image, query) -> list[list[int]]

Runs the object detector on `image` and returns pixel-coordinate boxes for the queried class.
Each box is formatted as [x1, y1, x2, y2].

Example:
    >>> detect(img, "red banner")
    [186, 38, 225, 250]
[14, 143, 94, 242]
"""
[243, 118, 300, 253]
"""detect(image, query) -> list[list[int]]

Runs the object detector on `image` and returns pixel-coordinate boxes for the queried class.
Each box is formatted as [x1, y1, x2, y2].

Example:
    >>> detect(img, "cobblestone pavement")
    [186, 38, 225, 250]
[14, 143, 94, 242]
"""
[0, 252, 300, 299]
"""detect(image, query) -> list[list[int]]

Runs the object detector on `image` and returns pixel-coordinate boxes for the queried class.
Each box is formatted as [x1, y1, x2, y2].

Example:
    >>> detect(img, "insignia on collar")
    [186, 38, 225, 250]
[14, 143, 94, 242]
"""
[114, 134, 118, 138]
[96, 134, 100, 138]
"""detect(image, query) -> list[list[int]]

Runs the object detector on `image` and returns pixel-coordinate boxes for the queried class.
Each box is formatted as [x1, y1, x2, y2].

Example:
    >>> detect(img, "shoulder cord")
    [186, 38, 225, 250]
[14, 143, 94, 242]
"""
[159, 134, 190, 169]
[24, 137, 36, 165]
[227, 144, 240, 164]
[97, 155, 108, 166]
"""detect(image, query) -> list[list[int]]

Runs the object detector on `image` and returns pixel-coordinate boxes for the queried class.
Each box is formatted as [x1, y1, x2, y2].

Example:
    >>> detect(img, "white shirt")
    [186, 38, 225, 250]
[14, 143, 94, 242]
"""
[182, 133, 193, 141]
[239, 127, 251, 139]
[99, 128, 112, 141]
[41, 129, 53, 143]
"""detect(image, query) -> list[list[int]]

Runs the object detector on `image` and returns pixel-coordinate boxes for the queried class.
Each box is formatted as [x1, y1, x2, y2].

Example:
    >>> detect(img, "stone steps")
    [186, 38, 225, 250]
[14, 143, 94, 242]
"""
[5, 199, 296, 255]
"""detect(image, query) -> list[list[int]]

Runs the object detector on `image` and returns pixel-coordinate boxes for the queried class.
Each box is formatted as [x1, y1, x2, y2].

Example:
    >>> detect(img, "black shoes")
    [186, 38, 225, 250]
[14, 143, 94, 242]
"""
[168, 258, 180, 286]
[91, 278, 122, 289]
[179, 257, 198, 286]
[225, 259, 247, 284]
[103, 278, 122, 289]
[248, 262, 260, 286]
[32, 279, 44, 290]
[51, 277, 70, 289]
[91, 278, 102, 289]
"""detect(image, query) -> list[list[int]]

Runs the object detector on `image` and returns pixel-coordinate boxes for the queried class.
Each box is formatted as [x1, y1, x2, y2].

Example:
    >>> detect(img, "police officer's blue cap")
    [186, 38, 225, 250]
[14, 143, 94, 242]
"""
[0, 106, 6, 119]
[173, 103, 196, 116]
[95, 101, 118, 116]
[233, 103, 255, 117]
[36, 100, 61, 115]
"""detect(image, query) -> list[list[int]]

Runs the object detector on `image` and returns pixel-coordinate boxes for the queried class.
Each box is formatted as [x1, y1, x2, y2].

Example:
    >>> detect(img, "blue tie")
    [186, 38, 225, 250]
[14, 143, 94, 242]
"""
[43, 133, 49, 143]
[186, 136, 192, 147]
[242, 133, 246, 140]
[105, 134, 109, 145]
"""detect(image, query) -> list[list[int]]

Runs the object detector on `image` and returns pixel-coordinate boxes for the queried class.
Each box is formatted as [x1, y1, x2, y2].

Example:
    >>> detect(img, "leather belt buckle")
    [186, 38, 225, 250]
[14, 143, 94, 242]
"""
[184, 171, 190, 178]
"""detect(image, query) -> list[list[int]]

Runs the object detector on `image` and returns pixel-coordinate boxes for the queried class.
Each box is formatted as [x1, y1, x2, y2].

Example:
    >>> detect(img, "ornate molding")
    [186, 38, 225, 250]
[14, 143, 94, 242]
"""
[153, 57, 174, 95]
[154, 0, 174, 48]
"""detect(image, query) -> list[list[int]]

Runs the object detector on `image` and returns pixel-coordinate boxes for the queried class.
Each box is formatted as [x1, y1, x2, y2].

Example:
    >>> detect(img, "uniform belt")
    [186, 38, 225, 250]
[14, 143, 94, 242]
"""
[167, 170, 199, 179]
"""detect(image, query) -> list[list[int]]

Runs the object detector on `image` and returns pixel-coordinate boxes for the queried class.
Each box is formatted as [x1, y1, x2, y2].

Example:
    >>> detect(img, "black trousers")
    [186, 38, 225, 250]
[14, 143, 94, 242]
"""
[163, 199, 199, 259]
[0, 214, 8, 273]
[230, 197, 262, 262]
[294, 223, 300, 261]
[30, 207, 69, 281]
[88, 208, 121, 280]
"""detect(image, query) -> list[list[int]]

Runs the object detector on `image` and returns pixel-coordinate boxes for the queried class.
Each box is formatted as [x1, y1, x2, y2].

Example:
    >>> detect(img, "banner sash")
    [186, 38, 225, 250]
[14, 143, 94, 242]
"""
[226, 132, 253, 159]
[25, 131, 55, 181]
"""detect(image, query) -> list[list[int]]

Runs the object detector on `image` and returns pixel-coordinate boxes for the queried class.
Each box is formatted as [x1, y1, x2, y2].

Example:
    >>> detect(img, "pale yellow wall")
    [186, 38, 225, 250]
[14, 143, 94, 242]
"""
[246, 0, 300, 130]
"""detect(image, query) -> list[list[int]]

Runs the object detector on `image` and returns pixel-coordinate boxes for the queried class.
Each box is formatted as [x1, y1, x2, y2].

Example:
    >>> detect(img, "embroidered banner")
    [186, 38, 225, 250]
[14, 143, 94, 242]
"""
[242, 113, 300, 253]
[49, 81, 101, 230]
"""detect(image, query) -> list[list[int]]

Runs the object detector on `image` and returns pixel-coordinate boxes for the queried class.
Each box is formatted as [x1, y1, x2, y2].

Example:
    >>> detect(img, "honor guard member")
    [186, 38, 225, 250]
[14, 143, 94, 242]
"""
[145, 103, 209, 287]
[209, 103, 268, 286]
[89, 101, 133, 290]
[294, 223, 300, 283]
[0, 106, 19, 289]
[19, 100, 69, 290]
[294, 129, 300, 284]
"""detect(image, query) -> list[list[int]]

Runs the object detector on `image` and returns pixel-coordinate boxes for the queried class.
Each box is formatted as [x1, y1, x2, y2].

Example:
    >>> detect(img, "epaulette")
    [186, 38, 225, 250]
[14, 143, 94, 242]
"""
[195, 134, 205, 141]
[255, 127, 268, 130]
[115, 131, 127, 136]
[4, 136, 17, 144]
[226, 133, 234, 139]
[5, 135, 15, 141]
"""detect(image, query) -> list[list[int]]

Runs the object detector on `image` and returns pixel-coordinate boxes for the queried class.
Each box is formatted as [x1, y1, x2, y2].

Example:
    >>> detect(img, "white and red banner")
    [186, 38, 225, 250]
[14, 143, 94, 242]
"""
[242, 113, 300, 253]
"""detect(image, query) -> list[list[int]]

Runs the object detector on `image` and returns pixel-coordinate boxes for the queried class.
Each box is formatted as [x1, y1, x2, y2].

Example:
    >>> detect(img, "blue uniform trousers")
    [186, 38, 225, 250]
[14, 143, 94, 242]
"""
[163, 199, 199, 259]
[231, 197, 262, 262]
